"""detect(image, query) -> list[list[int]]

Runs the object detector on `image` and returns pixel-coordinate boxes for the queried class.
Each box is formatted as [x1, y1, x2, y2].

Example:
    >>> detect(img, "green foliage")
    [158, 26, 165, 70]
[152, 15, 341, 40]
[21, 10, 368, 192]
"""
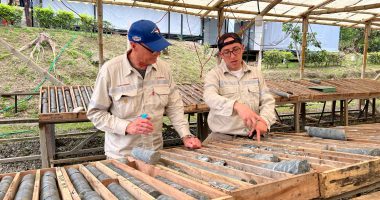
[368, 52, 380, 64]
[34, 7, 55, 28]
[340, 27, 380, 53]
[306, 51, 344, 67]
[79, 14, 95, 32]
[54, 10, 75, 29]
[0, 4, 23, 25]
[263, 50, 294, 68]
[282, 23, 321, 63]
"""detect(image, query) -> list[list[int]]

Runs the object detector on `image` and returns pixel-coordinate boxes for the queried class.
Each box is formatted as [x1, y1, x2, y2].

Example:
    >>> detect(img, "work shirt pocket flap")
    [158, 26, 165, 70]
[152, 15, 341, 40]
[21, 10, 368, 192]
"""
[154, 86, 170, 95]
[220, 87, 237, 95]
[248, 86, 260, 93]
[111, 89, 138, 101]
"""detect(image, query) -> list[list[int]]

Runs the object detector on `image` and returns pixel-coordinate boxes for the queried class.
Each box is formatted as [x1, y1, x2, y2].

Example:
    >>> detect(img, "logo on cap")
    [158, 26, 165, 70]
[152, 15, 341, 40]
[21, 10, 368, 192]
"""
[132, 36, 141, 42]
[151, 27, 160, 34]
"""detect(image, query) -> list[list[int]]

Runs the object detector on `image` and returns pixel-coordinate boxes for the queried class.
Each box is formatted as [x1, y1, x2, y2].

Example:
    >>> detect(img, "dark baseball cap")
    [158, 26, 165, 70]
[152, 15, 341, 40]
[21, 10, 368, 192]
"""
[217, 32, 242, 51]
[128, 20, 171, 52]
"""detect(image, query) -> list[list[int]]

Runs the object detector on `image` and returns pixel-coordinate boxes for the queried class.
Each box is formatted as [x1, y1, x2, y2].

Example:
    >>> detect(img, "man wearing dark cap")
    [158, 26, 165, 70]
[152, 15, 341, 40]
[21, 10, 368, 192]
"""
[87, 20, 201, 159]
[203, 33, 276, 143]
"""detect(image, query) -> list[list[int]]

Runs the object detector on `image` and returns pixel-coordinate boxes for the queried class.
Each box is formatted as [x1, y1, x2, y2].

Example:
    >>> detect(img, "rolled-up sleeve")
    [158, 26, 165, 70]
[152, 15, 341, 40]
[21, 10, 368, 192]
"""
[165, 74, 192, 138]
[87, 65, 130, 135]
[203, 70, 235, 116]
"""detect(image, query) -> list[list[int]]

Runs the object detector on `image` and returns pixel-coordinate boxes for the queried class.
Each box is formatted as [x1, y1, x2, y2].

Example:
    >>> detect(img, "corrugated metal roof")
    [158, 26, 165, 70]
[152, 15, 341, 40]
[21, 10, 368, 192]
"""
[68, 0, 380, 29]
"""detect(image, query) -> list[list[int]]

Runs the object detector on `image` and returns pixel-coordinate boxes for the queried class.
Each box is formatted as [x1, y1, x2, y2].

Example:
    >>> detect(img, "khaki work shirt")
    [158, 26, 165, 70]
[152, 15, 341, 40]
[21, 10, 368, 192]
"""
[87, 51, 192, 159]
[203, 60, 276, 136]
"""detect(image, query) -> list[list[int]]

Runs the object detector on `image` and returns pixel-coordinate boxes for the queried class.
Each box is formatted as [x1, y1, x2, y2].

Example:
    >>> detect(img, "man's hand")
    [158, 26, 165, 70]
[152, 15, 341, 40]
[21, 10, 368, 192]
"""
[248, 120, 268, 142]
[182, 135, 202, 149]
[126, 118, 154, 135]
[234, 102, 264, 130]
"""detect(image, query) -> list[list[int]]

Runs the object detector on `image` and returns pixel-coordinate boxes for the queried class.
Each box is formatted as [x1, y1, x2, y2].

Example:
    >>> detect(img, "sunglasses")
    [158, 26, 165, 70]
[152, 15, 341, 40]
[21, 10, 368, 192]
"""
[139, 43, 157, 54]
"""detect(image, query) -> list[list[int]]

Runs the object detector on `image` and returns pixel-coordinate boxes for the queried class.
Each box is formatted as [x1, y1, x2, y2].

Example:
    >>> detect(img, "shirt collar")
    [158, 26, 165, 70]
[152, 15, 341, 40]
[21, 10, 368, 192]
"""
[123, 49, 157, 77]
[220, 60, 251, 74]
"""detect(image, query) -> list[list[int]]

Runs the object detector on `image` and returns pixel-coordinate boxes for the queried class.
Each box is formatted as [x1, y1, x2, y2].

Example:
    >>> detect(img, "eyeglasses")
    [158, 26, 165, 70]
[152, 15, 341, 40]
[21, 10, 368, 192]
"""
[221, 47, 242, 57]
[139, 43, 157, 54]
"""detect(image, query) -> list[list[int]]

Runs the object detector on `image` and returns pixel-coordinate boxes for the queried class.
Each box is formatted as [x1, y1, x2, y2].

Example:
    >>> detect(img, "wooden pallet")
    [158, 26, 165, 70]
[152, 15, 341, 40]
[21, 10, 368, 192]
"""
[0, 159, 232, 200]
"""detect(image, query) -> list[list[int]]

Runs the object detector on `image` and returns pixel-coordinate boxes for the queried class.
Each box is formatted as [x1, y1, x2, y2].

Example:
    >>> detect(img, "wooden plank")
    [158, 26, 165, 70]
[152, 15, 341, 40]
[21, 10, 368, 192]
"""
[171, 147, 292, 179]
[31, 169, 41, 200]
[353, 191, 380, 200]
[58, 167, 81, 200]
[78, 164, 118, 200]
[3, 172, 21, 200]
[95, 161, 155, 200]
[128, 157, 232, 199]
[110, 160, 196, 200]
[56, 167, 73, 200]
[231, 172, 320, 200]
[159, 156, 251, 189]
[61, 86, 68, 113]
[161, 150, 274, 184]
[319, 158, 380, 198]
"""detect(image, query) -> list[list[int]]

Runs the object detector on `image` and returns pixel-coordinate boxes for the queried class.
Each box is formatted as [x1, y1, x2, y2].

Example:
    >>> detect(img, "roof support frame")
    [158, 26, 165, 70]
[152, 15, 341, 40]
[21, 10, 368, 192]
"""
[309, 2, 380, 15]
[285, 0, 335, 23]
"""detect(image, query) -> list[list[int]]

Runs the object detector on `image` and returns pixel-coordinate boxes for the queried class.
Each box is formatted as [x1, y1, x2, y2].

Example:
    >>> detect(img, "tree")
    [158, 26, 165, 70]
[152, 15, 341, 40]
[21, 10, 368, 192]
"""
[282, 23, 321, 64]
[339, 27, 380, 53]
[24, 0, 32, 27]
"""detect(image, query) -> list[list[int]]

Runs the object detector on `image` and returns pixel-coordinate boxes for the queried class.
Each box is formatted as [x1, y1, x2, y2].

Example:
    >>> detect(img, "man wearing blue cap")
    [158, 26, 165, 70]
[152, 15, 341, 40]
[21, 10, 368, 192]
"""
[87, 20, 201, 159]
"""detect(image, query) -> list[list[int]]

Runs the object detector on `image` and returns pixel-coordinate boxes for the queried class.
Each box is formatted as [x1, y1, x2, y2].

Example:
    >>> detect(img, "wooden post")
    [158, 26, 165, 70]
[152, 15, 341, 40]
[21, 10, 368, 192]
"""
[97, 0, 104, 68]
[300, 16, 308, 79]
[301, 103, 306, 130]
[39, 124, 56, 168]
[217, 8, 224, 38]
[294, 103, 300, 133]
[331, 100, 336, 126]
[344, 100, 349, 126]
[361, 21, 371, 79]
[373, 98, 377, 122]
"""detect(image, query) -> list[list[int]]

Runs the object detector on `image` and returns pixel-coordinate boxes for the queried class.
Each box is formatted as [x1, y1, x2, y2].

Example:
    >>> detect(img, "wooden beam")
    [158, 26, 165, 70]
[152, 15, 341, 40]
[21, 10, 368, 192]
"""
[69, 0, 206, 17]
[300, 16, 308, 79]
[310, 3, 380, 15]
[134, 0, 216, 11]
[217, 8, 224, 38]
[361, 22, 371, 79]
[0, 38, 63, 85]
[260, 0, 282, 16]
[201, 0, 224, 18]
[286, 0, 335, 23]
[69, 0, 380, 27]
[257, 0, 377, 15]
[348, 14, 380, 28]
[220, 0, 252, 7]
[96, 0, 104, 68]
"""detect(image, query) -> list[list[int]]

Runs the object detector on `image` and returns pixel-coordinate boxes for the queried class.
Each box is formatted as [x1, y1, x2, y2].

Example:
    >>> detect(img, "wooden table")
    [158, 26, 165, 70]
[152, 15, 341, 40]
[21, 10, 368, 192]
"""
[38, 79, 380, 167]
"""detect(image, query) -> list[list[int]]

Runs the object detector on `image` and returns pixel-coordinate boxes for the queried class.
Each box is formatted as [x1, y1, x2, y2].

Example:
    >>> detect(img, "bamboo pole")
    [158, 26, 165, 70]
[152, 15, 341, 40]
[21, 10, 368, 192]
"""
[68, 0, 380, 27]
[285, 0, 335, 23]
[300, 16, 308, 79]
[361, 22, 371, 79]
[97, 0, 104, 68]
[217, 8, 224, 38]
[201, 0, 224, 18]
[310, 3, 380, 15]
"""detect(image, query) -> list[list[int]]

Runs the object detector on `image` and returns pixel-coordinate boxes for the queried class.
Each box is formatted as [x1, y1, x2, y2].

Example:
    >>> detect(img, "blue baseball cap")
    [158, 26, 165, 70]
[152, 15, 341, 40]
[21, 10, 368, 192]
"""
[128, 20, 171, 52]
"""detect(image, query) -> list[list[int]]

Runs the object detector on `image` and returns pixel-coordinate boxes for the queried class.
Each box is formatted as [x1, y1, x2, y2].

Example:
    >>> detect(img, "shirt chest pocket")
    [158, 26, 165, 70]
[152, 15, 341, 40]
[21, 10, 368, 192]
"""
[111, 89, 138, 113]
[220, 87, 237, 99]
[246, 85, 260, 110]
[150, 86, 170, 108]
